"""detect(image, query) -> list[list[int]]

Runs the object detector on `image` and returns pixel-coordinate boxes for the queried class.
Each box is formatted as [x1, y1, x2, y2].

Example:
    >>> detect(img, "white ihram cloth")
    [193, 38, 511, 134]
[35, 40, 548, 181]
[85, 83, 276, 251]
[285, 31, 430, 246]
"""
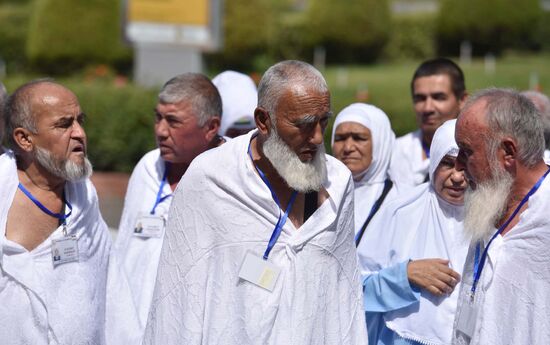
[0, 150, 111, 345]
[212, 70, 258, 136]
[331, 103, 404, 234]
[359, 120, 469, 345]
[143, 130, 368, 344]
[107, 149, 171, 343]
[453, 170, 550, 344]
[390, 130, 430, 186]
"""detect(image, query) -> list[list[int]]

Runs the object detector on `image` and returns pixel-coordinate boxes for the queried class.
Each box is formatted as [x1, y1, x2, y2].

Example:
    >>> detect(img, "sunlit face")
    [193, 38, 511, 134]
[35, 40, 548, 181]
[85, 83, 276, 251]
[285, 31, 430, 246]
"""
[332, 122, 373, 177]
[272, 86, 331, 162]
[455, 100, 494, 189]
[155, 101, 212, 165]
[31, 85, 87, 167]
[433, 154, 467, 205]
[413, 75, 463, 140]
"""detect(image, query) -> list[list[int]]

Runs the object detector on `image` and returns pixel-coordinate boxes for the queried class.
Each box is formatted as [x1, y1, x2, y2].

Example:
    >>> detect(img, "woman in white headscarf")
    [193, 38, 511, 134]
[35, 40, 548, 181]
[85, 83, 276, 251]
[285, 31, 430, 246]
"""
[212, 71, 258, 138]
[331, 103, 407, 245]
[357, 119, 469, 345]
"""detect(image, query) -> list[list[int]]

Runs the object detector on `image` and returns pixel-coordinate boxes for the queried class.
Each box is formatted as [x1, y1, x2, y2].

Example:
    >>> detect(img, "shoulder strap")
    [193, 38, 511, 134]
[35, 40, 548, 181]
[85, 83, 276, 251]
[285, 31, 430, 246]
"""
[355, 179, 394, 247]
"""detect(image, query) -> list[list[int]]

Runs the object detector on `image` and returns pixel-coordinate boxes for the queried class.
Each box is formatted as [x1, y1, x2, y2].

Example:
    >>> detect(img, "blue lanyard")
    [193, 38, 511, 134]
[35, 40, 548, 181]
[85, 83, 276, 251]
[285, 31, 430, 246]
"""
[247, 140, 298, 260]
[18, 182, 72, 225]
[422, 140, 430, 159]
[150, 163, 172, 215]
[471, 166, 550, 295]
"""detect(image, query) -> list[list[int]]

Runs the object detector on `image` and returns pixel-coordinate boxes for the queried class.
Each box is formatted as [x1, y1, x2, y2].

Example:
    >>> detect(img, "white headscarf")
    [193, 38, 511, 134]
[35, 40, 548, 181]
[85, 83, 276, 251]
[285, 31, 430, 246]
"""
[331, 103, 397, 233]
[212, 71, 258, 136]
[331, 103, 396, 184]
[358, 119, 469, 345]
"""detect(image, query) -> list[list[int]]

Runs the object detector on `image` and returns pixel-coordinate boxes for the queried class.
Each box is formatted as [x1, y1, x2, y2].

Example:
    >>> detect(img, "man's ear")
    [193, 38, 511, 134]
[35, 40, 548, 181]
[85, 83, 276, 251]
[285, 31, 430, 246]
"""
[254, 107, 272, 135]
[204, 116, 221, 142]
[501, 137, 518, 169]
[13, 128, 34, 153]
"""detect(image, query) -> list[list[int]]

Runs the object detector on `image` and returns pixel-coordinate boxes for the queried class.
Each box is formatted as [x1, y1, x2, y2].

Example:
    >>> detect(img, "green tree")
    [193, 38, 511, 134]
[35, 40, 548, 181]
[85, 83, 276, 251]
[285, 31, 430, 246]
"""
[26, 0, 130, 73]
[436, 0, 543, 55]
[207, 0, 281, 72]
[305, 0, 390, 63]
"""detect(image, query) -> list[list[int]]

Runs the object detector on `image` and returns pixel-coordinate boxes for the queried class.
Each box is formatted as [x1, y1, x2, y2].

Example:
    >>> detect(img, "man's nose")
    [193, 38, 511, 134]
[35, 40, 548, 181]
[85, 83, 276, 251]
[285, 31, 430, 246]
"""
[310, 122, 324, 146]
[423, 97, 435, 113]
[71, 121, 86, 139]
[155, 119, 169, 139]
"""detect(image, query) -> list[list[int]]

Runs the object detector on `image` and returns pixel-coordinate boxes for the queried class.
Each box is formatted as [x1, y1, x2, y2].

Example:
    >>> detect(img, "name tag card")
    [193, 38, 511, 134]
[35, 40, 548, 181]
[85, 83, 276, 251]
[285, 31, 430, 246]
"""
[456, 293, 478, 341]
[51, 236, 79, 267]
[238, 251, 281, 292]
[133, 214, 165, 238]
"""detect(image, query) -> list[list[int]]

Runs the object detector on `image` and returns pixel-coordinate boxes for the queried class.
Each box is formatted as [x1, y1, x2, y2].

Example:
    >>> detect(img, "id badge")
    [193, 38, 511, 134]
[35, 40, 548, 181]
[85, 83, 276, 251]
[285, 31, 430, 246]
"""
[238, 251, 281, 292]
[456, 292, 478, 340]
[133, 214, 165, 238]
[51, 236, 79, 267]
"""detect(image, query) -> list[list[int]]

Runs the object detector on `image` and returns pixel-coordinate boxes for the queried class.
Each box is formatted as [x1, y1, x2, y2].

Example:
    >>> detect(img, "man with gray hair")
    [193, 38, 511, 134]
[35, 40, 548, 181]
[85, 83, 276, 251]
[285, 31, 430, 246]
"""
[143, 60, 368, 344]
[520, 90, 550, 162]
[452, 88, 550, 344]
[108, 73, 223, 343]
[0, 80, 111, 344]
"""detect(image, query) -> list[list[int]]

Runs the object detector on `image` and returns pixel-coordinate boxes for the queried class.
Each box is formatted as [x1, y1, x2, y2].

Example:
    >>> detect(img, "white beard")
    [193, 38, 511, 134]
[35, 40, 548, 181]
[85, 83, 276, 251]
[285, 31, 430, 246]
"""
[463, 164, 513, 243]
[34, 146, 93, 182]
[262, 129, 327, 193]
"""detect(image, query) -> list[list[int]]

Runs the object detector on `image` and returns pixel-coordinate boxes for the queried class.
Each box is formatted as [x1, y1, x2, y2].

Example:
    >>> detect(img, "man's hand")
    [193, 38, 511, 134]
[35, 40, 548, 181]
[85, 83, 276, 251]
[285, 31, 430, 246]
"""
[407, 258, 461, 296]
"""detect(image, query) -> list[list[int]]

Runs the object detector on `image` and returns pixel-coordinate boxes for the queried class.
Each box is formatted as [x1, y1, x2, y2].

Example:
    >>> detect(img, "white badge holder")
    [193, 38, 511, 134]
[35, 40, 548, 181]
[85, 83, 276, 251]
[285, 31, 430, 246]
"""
[133, 214, 165, 238]
[238, 251, 281, 292]
[456, 292, 478, 341]
[51, 235, 79, 267]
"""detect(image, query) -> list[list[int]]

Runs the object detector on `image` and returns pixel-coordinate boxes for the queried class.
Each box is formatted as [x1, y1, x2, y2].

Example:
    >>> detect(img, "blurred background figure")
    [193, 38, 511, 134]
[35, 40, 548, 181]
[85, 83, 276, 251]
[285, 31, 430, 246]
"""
[520, 90, 550, 162]
[212, 70, 258, 138]
[391, 58, 467, 186]
[331, 103, 406, 245]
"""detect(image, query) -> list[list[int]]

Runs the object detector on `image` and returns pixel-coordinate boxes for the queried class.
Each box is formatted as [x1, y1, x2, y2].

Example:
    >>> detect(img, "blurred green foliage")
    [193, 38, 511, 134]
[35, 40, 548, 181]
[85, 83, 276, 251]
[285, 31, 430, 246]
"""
[305, 0, 390, 63]
[26, 0, 132, 74]
[436, 0, 543, 55]
[0, 2, 30, 72]
[384, 14, 436, 61]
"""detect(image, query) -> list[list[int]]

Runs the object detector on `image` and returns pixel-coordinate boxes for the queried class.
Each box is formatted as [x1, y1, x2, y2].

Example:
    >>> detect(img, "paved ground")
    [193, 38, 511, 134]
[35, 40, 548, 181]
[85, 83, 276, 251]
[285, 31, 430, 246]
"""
[90, 171, 130, 241]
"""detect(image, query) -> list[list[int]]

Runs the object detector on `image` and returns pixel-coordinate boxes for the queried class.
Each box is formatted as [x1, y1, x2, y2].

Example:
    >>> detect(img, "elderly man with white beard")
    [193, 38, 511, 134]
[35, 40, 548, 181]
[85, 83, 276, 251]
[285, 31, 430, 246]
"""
[452, 88, 550, 345]
[143, 60, 368, 344]
[0, 80, 111, 344]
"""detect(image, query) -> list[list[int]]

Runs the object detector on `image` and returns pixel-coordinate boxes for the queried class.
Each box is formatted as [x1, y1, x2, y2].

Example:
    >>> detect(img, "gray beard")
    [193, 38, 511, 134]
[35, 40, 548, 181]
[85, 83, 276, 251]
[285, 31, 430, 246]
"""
[262, 130, 327, 193]
[463, 164, 514, 243]
[34, 146, 93, 182]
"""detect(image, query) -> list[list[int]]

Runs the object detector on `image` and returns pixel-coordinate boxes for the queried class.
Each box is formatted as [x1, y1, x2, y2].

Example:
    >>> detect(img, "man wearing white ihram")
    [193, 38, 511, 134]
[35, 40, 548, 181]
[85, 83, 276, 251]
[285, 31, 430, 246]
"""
[0, 80, 110, 344]
[107, 73, 223, 343]
[143, 60, 368, 344]
[452, 88, 550, 344]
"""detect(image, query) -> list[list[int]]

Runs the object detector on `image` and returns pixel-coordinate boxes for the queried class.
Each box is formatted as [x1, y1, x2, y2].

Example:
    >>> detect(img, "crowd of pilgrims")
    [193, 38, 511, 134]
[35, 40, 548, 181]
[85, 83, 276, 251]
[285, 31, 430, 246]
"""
[1, 57, 550, 345]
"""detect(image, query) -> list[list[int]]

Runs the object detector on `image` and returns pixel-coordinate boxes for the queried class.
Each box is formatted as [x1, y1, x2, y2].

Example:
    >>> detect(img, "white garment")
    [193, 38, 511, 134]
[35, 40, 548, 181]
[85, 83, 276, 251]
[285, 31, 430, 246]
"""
[212, 70, 258, 136]
[544, 149, 550, 164]
[331, 103, 405, 234]
[0, 150, 111, 345]
[453, 171, 550, 345]
[359, 120, 469, 345]
[390, 130, 430, 186]
[143, 130, 368, 345]
[108, 149, 171, 342]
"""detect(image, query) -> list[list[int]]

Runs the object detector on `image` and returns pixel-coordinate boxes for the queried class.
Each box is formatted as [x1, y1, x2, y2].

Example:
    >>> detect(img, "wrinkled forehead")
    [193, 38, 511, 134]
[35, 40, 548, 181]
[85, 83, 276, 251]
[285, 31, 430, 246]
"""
[277, 85, 330, 114]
